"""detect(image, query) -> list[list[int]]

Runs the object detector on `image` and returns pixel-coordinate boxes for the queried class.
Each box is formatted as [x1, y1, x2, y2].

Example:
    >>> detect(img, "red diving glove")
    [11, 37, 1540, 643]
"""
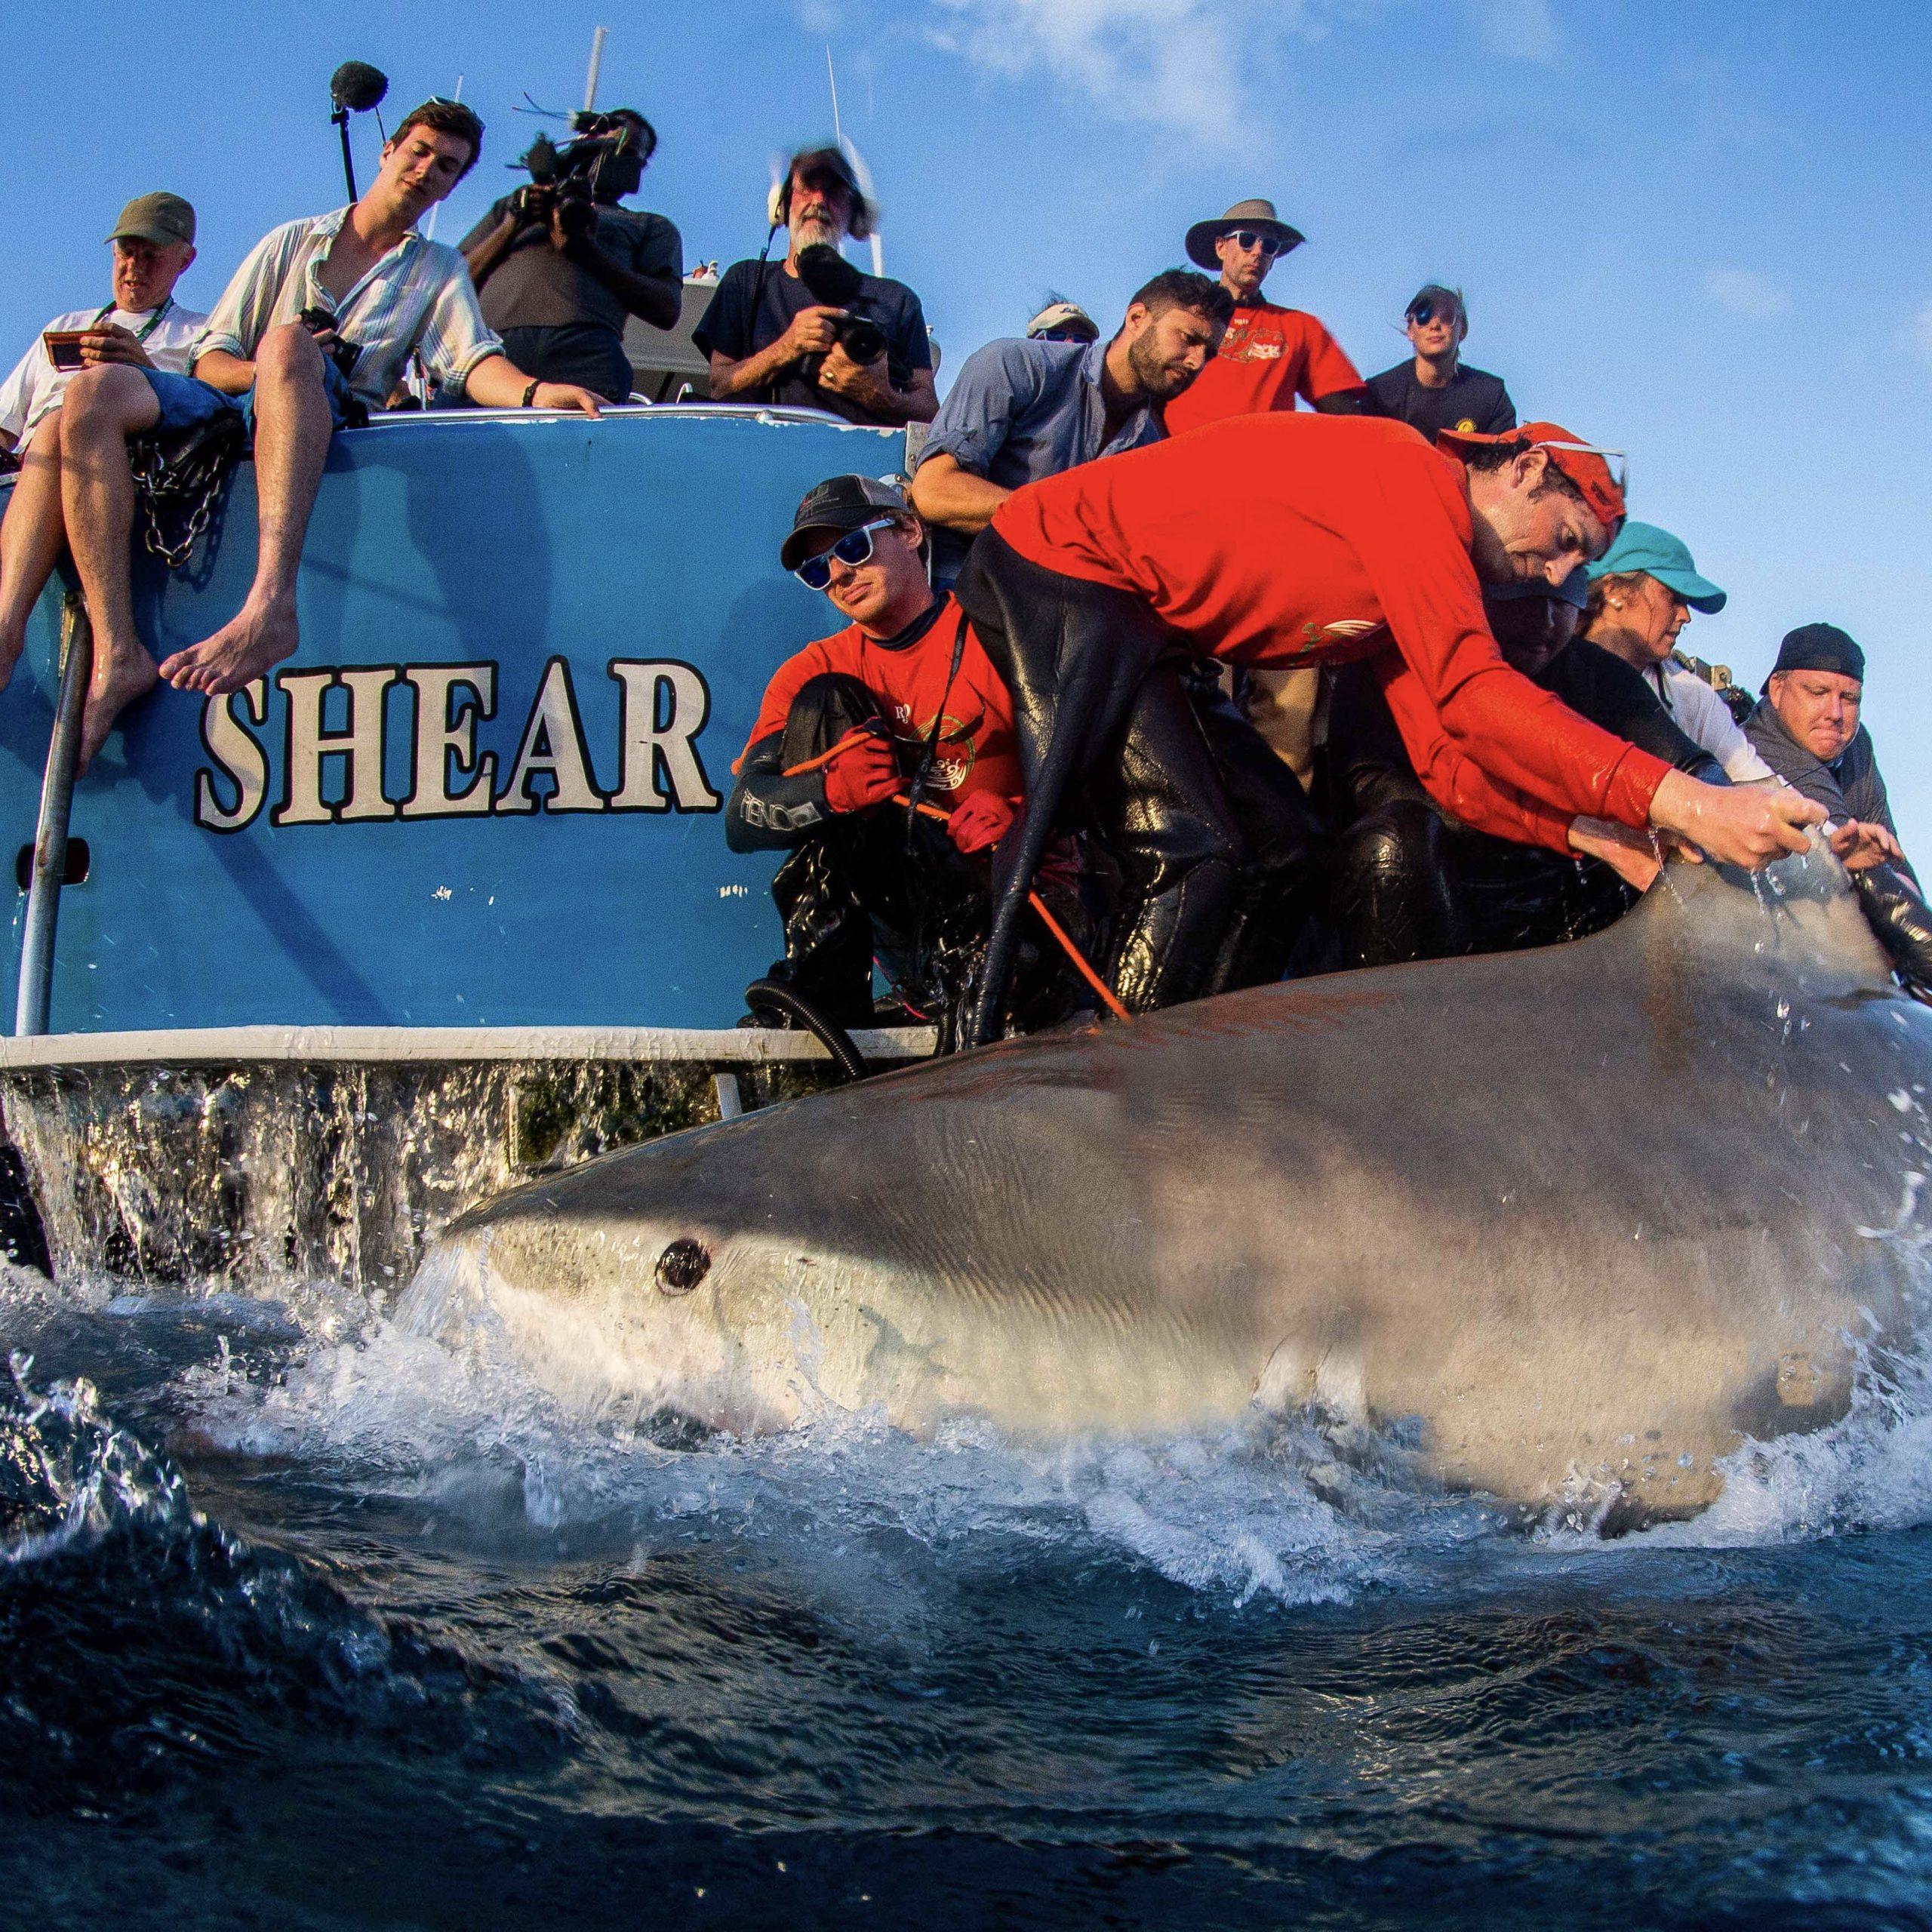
[947, 792, 1017, 855]
[823, 734, 902, 814]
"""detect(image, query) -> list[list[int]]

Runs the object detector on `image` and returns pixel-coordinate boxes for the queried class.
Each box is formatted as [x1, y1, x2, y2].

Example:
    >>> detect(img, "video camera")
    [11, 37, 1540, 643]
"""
[512, 112, 651, 243]
[792, 243, 887, 368]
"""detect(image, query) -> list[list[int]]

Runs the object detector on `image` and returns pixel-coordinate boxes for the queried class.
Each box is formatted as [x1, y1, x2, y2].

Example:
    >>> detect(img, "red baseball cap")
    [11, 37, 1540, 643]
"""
[1436, 420, 1627, 534]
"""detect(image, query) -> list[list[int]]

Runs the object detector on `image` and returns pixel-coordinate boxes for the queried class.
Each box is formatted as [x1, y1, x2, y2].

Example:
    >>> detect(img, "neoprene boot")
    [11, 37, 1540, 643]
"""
[1330, 800, 1469, 969]
[1851, 861, 1932, 1001]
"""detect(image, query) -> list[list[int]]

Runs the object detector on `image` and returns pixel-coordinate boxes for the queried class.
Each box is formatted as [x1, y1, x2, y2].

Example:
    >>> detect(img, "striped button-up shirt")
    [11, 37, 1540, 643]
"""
[189, 208, 503, 407]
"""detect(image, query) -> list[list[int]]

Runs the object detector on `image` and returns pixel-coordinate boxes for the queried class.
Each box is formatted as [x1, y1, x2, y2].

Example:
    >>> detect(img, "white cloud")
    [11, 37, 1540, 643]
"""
[1899, 300, 1932, 368]
[922, 0, 1560, 143]
[1705, 268, 1791, 321]
[1465, 0, 1558, 63]
[925, 0, 1323, 143]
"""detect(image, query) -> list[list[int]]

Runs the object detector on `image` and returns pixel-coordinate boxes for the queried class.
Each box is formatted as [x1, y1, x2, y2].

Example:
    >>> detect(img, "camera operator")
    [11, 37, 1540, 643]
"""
[459, 109, 681, 405]
[695, 146, 937, 428]
[0, 194, 207, 457]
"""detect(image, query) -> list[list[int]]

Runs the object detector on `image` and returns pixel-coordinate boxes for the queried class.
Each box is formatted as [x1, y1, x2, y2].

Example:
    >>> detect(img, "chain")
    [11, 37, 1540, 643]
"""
[128, 432, 242, 573]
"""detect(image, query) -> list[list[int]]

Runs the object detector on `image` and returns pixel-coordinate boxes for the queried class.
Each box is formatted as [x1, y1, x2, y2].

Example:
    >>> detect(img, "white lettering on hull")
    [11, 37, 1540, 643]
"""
[192, 660, 721, 834]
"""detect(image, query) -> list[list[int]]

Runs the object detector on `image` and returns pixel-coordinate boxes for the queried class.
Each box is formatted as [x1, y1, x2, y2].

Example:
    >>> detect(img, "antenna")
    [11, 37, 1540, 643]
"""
[583, 26, 608, 114]
[423, 72, 464, 242]
[823, 47, 884, 276]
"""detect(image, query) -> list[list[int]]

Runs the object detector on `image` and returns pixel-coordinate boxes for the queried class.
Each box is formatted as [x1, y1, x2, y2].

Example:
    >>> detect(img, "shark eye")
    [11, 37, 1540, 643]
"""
[655, 1238, 710, 1297]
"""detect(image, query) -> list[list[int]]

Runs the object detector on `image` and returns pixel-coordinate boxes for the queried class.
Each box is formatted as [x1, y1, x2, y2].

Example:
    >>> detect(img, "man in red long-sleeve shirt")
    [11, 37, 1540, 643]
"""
[953, 411, 1823, 1044]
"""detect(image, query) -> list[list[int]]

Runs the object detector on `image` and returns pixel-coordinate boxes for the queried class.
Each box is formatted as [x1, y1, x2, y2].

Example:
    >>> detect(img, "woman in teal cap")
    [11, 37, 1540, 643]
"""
[1581, 521, 1774, 783]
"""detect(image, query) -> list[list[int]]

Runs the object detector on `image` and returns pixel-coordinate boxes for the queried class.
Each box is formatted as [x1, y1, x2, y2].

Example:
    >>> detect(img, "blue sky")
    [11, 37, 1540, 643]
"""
[8, 1, 1930, 847]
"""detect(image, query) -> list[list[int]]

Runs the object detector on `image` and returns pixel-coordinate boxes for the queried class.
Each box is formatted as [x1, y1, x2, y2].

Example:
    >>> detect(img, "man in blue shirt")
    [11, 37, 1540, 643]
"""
[909, 269, 1231, 586]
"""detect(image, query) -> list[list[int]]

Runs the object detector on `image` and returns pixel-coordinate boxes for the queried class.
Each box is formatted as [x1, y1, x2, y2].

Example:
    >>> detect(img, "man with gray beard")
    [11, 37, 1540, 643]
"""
[696, 146, 937, 426]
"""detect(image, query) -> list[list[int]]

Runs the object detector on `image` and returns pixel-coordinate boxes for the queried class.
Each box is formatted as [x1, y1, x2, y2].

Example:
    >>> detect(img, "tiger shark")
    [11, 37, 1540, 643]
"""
[404, 842, 1932, 1524]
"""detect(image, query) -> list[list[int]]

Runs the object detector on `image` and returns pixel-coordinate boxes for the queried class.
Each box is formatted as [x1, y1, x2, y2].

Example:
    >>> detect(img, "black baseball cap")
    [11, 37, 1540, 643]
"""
[780, 474, 910, 571]
[1763, 622, 1865, 694]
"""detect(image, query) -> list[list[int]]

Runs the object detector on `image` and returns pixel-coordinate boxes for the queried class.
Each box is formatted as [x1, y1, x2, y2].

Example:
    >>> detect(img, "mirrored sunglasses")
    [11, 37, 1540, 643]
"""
[793, 517, 895, 589]
[1407, 300, 1462, 327]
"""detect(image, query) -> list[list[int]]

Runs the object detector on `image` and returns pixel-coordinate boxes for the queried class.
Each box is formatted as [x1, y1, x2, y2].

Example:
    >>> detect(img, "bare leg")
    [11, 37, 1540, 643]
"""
[0, 414, 73, 689]
[58, 365, 163, 770]
[159, 323, 331, 697]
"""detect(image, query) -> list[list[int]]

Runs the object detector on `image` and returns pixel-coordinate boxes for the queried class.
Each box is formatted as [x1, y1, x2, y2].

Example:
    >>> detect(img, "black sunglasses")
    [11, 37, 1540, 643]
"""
[1407, 300, 1463, 327]
[793, 518, 895, 590]
[1226, 229, 1284, 257]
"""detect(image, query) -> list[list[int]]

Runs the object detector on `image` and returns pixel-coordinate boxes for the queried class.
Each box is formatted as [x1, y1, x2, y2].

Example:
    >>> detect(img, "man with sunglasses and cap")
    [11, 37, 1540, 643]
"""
[696, 146, 937, 428]
[1364, 285, 1515, 441]
[1161, 198, 1364, 435]
[727, 475, 1081, 1042]
[953, 414, 1825, 1043]
[0, 193, 208, 459]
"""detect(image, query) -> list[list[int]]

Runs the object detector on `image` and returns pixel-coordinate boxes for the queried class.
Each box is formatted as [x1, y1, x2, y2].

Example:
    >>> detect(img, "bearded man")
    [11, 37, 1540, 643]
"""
[695, 145, 936, 427]
[909, 269, 1232, 588]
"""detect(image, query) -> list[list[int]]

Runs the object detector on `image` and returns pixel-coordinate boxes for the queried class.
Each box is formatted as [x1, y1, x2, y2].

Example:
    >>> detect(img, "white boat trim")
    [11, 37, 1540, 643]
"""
[0, 1023, 937, 1069]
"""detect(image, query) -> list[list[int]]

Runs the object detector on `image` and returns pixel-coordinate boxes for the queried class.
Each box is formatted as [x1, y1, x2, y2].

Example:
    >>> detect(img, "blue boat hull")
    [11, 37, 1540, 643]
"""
[0, 408, 903, 1034]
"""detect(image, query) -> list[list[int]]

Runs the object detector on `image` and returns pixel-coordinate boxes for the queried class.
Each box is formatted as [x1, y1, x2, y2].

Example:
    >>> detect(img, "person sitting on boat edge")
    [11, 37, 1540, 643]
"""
[0, 193, 208, 461]
[1581, 521, 1775, 783]
[695, 146, 937, 429]
[0, 99, 605, 773]
[1363, 284, 1516, 443]
[726, 474, 1085, 1048]
[1160, 198, 1364, 435]
[460, 108, 682, 404]
[953, 414, 1827, 1043]
[908, 269, 1232, 589]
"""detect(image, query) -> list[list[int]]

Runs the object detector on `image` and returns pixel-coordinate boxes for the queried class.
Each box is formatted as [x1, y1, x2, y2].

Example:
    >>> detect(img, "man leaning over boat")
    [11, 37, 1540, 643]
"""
[0, 97, 605, 771]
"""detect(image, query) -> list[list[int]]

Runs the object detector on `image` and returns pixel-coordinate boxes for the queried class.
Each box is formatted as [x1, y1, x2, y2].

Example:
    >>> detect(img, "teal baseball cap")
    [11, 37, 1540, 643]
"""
[1585, 520, 1727, 614]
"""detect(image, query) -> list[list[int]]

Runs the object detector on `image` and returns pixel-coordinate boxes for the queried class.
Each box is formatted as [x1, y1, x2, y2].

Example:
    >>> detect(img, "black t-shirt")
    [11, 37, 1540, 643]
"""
[460, 200, 682, 336]
[1364, 361, 1515, 441]
[693, 256, 931, 424]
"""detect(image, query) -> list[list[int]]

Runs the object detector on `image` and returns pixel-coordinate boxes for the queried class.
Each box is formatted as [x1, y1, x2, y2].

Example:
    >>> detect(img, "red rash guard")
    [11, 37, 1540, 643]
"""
[743, 595, 1023, 807]
[990, 413, 1669, 851]
[1162, 302, 1362, 435]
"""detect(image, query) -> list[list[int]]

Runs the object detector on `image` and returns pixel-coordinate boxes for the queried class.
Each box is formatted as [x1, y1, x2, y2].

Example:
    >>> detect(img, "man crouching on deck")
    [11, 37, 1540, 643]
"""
[0, 99, 603, 770]
[728, 475, 1086, 1048]
[955, 414, 1828, 1043]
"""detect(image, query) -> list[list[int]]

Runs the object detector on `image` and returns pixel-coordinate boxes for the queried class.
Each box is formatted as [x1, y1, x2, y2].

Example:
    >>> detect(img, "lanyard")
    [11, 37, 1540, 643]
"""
[91, 296, 173, 343]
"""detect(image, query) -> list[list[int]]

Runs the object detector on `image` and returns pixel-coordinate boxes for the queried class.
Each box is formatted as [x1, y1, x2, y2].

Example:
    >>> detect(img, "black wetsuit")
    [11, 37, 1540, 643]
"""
[1321, 640, 1721, 967]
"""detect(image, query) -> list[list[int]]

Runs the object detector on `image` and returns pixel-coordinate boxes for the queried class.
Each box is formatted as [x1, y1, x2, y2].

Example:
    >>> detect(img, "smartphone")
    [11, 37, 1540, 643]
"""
[42, 331, 89, 373]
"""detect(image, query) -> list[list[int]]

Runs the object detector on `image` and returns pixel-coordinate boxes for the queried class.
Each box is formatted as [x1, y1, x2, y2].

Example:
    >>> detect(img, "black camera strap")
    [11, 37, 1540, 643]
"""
[903, 605, 971, 847]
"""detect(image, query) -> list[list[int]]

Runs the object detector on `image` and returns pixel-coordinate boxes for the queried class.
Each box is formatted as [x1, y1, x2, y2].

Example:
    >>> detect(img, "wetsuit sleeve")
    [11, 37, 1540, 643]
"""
[1375, 657, 1575, 852]
[724, 732, 832, 852]
[1348, 445, 1672, 832]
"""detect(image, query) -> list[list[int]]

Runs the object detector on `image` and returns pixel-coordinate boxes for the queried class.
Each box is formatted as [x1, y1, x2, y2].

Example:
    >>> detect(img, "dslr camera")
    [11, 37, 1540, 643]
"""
[792, 243, 888, 368]
[512, 112, 651, 245]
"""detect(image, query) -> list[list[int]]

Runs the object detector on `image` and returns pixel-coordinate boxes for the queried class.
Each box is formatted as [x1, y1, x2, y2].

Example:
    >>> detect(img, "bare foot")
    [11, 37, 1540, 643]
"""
[158, 598, 299, 697]
[77, 645, 159, 773]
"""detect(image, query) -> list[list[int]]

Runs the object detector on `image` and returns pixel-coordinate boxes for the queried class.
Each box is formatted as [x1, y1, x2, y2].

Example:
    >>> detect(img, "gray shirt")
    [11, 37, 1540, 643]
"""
[1745, 696, 1901, 845]
[917, 334, 1162, 583]
[462, 201, 682, 337]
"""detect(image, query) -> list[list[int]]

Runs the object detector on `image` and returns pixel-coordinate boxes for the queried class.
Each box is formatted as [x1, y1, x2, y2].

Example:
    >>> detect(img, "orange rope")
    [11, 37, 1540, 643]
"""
[894, 794, 1134, 1025]
[772, 728, 1134, 1025]
[781, 727, 881, 779]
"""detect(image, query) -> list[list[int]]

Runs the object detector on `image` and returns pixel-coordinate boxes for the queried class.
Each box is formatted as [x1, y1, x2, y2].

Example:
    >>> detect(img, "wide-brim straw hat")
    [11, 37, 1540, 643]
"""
[1184, 198, 1306, 270]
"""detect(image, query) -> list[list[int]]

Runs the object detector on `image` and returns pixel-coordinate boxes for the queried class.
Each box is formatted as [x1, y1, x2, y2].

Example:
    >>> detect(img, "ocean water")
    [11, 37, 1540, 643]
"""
[3, 1261, 1931, 1930]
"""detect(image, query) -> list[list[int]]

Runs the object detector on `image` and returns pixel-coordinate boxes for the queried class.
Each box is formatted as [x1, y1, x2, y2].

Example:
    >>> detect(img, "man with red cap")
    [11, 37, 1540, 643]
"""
[952, 411, 1824, 1044]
